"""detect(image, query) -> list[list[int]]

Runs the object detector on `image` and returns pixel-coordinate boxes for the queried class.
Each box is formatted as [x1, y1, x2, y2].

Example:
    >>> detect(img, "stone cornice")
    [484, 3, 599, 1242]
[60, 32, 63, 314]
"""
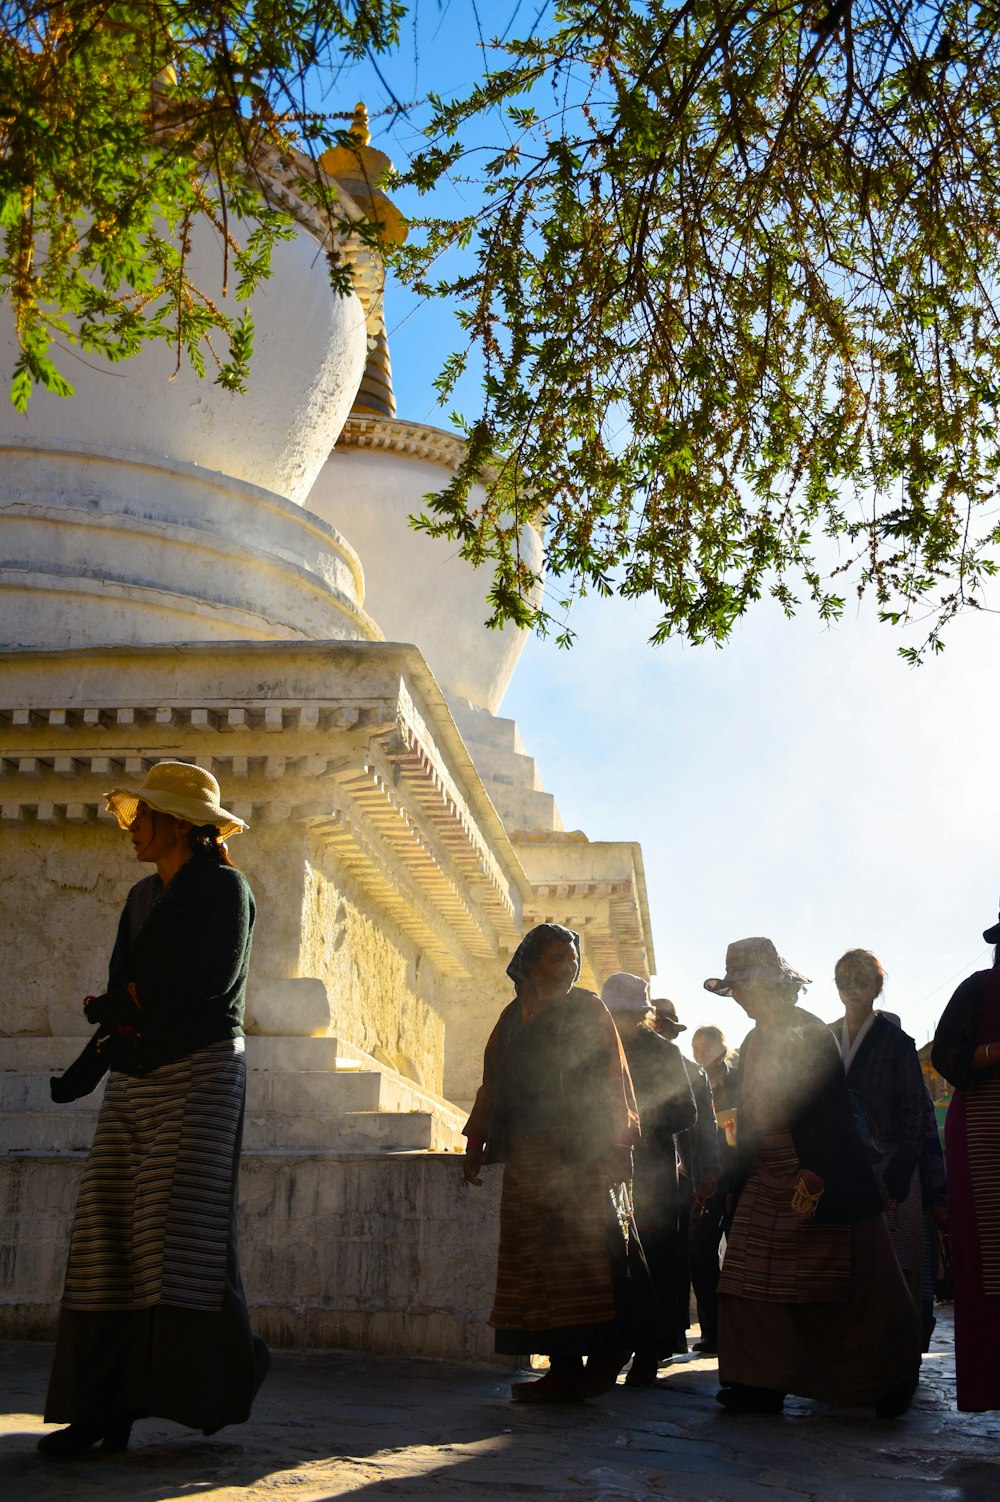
[0, 642, 530, 975]
[519, 839, 655, 988]
[336, 417, 469, 473]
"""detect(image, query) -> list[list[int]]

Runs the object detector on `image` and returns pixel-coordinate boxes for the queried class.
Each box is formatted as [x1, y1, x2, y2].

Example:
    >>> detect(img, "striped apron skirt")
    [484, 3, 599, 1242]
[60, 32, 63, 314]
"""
[45, 1039, 268, 1430]
[718, 1131, 920, 1404]
[490, 1136, 653, 1358]
[946, 1070, 1000, 1409]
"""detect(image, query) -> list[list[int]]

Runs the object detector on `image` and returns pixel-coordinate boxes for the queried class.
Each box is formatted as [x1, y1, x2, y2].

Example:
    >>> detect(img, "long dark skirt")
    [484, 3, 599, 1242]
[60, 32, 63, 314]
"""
[718, 1134, 919, 1404]
[491, 1137, 654, 1356]
[945, 1076, 1000, 1411]
[45, 1040, 269, 1431]
[633, 1160, 683, 1357]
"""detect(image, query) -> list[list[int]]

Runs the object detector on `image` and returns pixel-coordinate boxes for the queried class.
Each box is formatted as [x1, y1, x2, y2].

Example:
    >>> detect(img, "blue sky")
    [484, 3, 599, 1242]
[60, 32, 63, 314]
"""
[336, 3, 999, 1051]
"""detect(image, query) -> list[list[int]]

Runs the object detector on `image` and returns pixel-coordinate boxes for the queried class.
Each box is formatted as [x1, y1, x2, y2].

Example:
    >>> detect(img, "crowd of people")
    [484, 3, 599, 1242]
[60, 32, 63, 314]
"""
[464, 923, 1000, 1418]
[34, 754, 999, 1459]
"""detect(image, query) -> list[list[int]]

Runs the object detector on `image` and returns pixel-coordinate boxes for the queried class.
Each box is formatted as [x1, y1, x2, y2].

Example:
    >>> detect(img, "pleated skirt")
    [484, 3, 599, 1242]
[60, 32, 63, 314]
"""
[45, 1038, 269, 1431]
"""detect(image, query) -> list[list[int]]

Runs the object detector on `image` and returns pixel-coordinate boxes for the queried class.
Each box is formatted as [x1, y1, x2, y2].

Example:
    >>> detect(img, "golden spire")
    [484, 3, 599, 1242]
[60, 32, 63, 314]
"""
[319, 101, 407, 420]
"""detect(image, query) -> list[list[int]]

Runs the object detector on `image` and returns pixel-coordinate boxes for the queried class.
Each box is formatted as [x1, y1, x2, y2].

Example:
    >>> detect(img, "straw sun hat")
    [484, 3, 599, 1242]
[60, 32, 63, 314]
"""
[704, 937, 809, 997]
[105, 760, 247, 839]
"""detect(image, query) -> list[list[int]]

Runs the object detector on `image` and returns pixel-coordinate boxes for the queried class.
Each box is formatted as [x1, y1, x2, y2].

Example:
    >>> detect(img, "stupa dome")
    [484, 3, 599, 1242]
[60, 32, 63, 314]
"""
[0, 148, 371, 506]
[307, 417, 543, 714]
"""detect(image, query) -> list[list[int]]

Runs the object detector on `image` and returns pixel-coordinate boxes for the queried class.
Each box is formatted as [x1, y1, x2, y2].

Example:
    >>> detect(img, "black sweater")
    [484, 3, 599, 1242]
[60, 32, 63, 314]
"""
[51, 858, 255, 1099]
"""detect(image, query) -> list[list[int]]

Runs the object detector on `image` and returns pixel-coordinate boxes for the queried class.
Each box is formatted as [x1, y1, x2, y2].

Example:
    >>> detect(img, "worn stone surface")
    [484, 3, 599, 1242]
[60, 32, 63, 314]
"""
[0, 1310, 992, 1501]
[0, 1153, 501, 1359]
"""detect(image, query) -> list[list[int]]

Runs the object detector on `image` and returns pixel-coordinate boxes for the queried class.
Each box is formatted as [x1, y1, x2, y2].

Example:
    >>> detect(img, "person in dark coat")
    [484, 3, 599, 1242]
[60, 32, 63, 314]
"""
[602, 976, 696, 1383]
[656, 1005, 725, 1355]
[39, 761, 269, 1457]
[831, 950, 929, 1318]
[932, 903, 1000, 1411]
[463, 926, 647, 1402]
[707, 937, 921, 1417]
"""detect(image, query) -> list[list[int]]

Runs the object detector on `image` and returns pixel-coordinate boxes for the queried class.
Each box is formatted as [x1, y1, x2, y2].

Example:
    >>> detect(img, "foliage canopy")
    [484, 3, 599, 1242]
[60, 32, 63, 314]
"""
[394, 0, 1000, 657]
[5, 1, 1000, 655]
[0, 1, 401, 402]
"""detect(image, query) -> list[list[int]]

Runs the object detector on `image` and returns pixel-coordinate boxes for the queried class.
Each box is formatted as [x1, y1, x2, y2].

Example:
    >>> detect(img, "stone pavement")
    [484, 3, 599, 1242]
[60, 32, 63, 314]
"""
[0, 1308, 996, 1502]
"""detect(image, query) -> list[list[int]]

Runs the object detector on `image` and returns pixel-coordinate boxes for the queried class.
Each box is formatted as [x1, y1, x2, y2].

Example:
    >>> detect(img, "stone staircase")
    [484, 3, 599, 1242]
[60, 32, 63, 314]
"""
[0, 1034, 502, 1360]
[0, 1035, 468, 1156]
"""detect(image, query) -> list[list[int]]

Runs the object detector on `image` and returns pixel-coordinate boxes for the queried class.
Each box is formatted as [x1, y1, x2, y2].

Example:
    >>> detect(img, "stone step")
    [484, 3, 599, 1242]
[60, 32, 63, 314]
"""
[244, 1111, 447, 1152]
[0, 1036, 467, 1155]
[0, 1112, 98, 1154]
[0, 1106, 462, 1155]
[0, 1034, 360, 1074]
[0, 1068, 414, 1117]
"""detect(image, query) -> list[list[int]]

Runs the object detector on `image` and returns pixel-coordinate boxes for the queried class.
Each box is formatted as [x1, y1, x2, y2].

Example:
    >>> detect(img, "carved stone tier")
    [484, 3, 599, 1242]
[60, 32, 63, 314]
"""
[0, 438, 379, 649]
[515, 836, 655, 986]
[312, 417, 543, 714]
[0, 642, 528, 996]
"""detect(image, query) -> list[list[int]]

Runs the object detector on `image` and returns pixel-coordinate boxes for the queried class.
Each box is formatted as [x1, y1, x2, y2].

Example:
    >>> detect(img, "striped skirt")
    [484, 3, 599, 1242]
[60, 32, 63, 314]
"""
[45, 1039, 269, 1430]
[946, 1074, 1000, 1409]
[718, 1130, 920, 1404]
[62, 1039, 246, 1312]
[490, 1137, 620, 1353]
[718, 1133, 852, 1303]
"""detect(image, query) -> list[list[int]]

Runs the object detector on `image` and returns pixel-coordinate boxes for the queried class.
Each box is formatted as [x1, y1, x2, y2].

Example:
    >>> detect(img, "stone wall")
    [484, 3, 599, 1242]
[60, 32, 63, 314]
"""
[1, 820, 147, 1039]
[0, 1151, 510, 1364]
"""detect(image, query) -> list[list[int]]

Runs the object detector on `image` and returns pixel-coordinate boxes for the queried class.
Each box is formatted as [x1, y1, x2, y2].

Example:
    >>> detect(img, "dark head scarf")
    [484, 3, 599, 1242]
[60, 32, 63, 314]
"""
[506, 923, 581, 988]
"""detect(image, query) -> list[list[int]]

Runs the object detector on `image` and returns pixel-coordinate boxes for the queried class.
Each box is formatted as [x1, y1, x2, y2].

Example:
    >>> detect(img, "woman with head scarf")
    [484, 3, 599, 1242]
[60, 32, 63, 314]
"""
[931, 903, 1000, 1411]
[463, 925, 647, 1401]
[707, 937, 921, 1417]
[38, 761, 269, 1456]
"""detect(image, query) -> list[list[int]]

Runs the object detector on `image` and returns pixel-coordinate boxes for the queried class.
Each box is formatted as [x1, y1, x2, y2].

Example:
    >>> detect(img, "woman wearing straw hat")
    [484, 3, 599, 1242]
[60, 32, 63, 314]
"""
[38, 761, 269, 1457]
[707, 937, 920, 1418]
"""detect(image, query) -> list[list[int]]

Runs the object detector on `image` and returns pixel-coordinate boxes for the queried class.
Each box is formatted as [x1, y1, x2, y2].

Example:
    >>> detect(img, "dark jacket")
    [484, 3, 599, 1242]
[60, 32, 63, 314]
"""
[676, 1056, 721, 1188]
[463, 987, 639, 1163]
[833, 1012, 926, 1203]
[621, 1027, 697, 1150]
[732, 1008, 883, 1225]
[932, 969, 993, 1091]
[52, 857, 254, 1099]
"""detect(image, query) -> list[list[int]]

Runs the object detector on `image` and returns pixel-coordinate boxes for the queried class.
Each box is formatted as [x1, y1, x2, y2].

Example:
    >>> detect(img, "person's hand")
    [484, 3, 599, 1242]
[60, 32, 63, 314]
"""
[698, 1173, 719, 1201]
[463, 1145, 484, 1186]
[83, 991, 118, 1026]
[931, 1203, 950, 1228]
[84, 984, 141, 1029]
[791, 1168, 825, 1217]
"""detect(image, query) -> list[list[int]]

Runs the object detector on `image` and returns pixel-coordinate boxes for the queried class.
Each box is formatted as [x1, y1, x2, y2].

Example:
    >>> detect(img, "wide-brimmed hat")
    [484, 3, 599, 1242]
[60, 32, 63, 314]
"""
[984, 902, 1000, 944]
[651, 997, 686, 1032]
[704, 937, 809, 997]
[105, 760, 247, 839]
[601, 972, 651, 1013]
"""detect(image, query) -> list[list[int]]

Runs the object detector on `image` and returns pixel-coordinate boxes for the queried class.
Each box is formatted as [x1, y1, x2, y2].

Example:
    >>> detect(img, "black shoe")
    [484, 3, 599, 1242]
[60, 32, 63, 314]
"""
[37, 1418, 132, 1457]
[577, 1349, 629, 1398]
[716, 1383, 784, 1414]
[624, 1357, 658, 1387]
[874, 1374, 918, 1419]
[510, 1370, 582, 1403]
[101, 1420, 133, 1452]
[693, 1340, 718, 1354]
